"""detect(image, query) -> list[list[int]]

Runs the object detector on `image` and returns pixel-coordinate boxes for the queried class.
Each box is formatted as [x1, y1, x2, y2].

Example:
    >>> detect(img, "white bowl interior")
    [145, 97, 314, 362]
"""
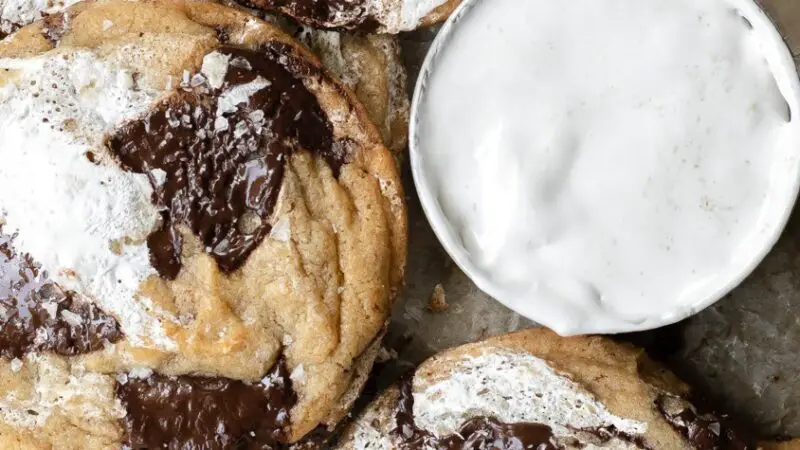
[409, 0, 800, 335]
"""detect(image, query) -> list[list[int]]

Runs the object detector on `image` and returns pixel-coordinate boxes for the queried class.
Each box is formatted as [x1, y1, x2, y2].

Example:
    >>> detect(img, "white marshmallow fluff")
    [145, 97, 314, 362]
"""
[0, 50, 173, 348]
[412, 0, 800, 334]
[0, 0, 80, 34]
[348, 349, 648, 449]
[413, 351, 647, 443]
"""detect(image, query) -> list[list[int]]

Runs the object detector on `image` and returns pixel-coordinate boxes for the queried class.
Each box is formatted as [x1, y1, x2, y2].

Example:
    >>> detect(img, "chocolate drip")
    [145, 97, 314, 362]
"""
[391, 377, 558, 450]
[116, 357, 296, 449]
[0, 232, 122, 359]
[108, 44, 348, 279]
[656, 395, 754, 450]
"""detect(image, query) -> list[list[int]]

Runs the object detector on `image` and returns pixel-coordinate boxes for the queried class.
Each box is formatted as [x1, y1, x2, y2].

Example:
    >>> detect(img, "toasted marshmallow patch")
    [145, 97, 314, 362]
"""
[413, 350, 647, 440]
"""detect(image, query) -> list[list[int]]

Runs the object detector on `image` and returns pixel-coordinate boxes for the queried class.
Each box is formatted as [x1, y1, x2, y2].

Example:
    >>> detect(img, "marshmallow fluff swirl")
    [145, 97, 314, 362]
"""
[0, 51, 170, 347]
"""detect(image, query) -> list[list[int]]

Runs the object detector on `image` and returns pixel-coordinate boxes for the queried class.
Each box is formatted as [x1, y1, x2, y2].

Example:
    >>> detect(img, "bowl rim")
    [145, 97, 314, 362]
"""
[408, 0, 800, 335]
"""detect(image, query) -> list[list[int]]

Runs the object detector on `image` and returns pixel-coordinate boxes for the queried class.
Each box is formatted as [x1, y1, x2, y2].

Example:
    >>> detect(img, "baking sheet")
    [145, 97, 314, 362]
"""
[383, 0, 800, 439]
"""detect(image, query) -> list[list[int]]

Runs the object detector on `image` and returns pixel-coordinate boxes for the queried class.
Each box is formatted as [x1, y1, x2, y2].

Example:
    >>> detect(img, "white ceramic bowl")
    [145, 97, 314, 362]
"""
[410, 0, 800, 335]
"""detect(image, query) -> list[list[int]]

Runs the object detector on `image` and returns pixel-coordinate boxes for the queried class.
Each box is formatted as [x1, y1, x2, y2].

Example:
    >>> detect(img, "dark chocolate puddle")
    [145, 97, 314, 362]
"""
[117, 357, 296, 449]
[108, 44, 350, 279]
[656, 395, 756, 450]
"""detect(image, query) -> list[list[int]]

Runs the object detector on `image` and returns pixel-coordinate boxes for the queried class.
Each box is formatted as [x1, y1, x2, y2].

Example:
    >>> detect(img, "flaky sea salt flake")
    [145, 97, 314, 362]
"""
[190, 73, 206, 88]
[201, 52, 232, 89]
[60, 309, 83, 326]
[269, 217, 290, 242]
[214, 116, 229, 133]
[41, 301, 58, 318]
[128, 367, 154, 379]
[290, 364, 305, 383]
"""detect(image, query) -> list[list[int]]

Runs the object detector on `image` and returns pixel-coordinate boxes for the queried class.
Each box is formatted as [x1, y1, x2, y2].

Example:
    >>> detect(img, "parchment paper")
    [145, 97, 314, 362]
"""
[384, 0, 800, 439]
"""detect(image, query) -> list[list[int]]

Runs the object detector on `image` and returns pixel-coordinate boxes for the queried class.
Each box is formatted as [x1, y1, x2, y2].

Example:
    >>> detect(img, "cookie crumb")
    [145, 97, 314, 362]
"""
[150, 168, 167, 187]
[102, 20, 114, 31]
[376, 347, 398, 363]
[428, 283, 448, 312]
[60, 309, 83, 326]
[41, 301, 58, 318]
[269, 217, 291, 242]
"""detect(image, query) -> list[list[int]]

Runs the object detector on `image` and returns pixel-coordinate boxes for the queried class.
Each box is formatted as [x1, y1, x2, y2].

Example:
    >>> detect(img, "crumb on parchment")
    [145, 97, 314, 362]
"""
[428, 283, 448, 312]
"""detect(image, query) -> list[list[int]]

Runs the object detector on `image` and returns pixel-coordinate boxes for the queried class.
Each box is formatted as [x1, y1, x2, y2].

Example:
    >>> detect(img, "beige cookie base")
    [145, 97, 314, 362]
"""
[0, 0, 407, 444]
[337, 328, 776, 449]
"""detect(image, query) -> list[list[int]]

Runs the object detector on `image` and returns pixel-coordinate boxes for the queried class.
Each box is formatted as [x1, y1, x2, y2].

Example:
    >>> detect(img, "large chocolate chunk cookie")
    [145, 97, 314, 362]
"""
[0, 0, 406, 446]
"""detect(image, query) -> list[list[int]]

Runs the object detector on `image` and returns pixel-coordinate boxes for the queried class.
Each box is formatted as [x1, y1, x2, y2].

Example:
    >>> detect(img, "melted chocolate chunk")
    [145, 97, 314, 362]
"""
[656, 395, 755, 450]
[391, 377, 558, 450]
[117, 358, 296, 449]
[0, 232, 122, 359]
[108, 44, 348, 278]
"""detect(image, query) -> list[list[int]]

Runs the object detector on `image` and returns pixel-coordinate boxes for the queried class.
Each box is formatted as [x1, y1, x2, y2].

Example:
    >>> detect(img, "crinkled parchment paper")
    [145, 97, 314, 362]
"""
[385, 0, 800, 438]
